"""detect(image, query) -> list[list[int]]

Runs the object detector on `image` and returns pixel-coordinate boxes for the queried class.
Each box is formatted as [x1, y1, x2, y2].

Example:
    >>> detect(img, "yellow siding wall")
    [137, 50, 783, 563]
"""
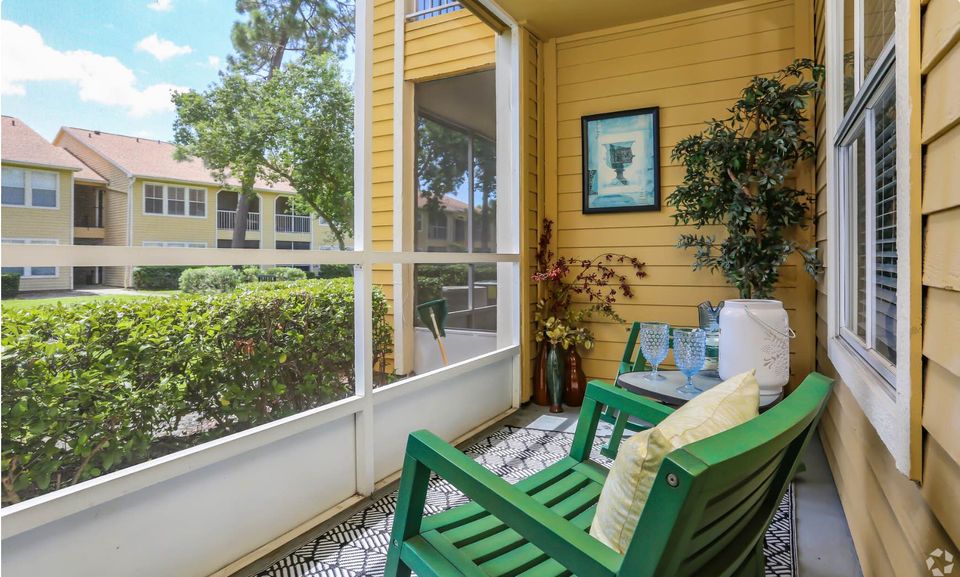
[521, 29, 542, 400]
[1, 164, 73, 291]
[404, 10, 496, 82]
[101, 188, 128, 286]
[55, 132, 131, 194]
[368, 3, 499, 374]
[814, 0, 960, 572]
[543, 0, 817, 385]
[131, 179, 217, 248]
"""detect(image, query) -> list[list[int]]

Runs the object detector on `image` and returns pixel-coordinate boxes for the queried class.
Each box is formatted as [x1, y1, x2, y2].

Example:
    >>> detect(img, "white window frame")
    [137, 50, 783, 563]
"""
[0, 0, 522, 551]
[836, 49, 896, 385]
[825, 0, 918, 476]
[1, 167, 60, 210]
[142, 241, 207, 248]
[142, 182, 207, 219]
[1, 238, 60, 277]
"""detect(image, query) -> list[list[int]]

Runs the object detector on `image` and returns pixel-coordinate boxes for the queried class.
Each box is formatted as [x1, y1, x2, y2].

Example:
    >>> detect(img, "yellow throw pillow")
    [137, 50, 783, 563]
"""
[589, 370, 760, 553]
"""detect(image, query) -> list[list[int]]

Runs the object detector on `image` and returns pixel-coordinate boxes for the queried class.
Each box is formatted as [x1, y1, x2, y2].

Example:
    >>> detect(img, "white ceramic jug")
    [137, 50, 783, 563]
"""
[718, 299, 793, 397]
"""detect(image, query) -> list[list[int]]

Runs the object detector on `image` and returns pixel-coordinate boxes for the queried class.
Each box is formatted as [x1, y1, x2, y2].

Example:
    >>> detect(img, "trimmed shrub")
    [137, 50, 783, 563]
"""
[237, 267, 262, 283]
[1, 273, 20, 299]
[132, 266, 191, 290]
[315, 264, 352, 279]
[179, 267, 239, 293]
[1, 279, 390, 503]
[265, 267, 307, 281]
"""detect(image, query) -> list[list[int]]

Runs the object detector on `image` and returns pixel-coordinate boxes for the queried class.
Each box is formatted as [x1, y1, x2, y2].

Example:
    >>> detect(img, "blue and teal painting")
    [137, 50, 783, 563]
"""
[584, 110, 658, 211]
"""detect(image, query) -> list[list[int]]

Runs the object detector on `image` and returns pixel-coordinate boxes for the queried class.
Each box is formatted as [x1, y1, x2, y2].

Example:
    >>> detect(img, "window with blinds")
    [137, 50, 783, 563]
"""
[838, 43, 897, 384]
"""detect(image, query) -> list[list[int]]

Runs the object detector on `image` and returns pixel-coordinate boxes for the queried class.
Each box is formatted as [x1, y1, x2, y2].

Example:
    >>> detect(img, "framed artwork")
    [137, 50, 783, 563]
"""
[581, 106, 660, 213]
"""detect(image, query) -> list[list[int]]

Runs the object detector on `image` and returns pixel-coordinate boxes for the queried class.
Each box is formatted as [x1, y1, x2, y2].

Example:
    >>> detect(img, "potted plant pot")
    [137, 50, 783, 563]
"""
[564, 347, 587, 407]
[718, 299, 793, 399]
[533, 341, 549, 406]
[545, 342, 565, 413]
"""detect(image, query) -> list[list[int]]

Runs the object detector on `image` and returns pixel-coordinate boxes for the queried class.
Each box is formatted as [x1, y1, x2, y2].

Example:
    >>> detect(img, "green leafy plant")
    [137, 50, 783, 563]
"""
[264, 266, 307, 281]
[179, 267, 240, 293]
[668, 59, 824, 299]
[1, 279, 390, 504]
[1, 273, 20, 299]
[315, 264, 352, 279]
[132, 266, 193, 290]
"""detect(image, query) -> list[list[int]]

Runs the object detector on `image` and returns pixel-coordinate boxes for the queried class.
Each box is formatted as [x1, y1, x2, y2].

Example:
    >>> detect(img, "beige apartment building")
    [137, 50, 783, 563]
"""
[1, 116, 342, 290]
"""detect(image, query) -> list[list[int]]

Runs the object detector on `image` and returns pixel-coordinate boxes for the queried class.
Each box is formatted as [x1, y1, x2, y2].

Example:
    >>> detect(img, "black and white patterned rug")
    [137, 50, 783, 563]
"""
[256, 425, 798, 577]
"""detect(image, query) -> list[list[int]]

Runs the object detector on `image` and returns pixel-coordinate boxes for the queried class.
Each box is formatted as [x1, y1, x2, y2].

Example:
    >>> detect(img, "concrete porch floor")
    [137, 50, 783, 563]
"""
[235, 402, 863, 577]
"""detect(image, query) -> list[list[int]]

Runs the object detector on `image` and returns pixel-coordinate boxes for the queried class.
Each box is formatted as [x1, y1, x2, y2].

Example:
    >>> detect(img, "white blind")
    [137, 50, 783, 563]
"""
[872, 84, 897, 363]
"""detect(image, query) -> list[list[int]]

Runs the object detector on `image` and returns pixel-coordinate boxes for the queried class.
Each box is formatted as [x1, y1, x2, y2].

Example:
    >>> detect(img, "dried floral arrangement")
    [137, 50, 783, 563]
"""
[532, 219, 646, 350]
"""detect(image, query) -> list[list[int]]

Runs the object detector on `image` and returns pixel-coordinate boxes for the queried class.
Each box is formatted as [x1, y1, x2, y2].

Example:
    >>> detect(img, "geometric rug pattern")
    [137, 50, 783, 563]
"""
[256, 425, 798, 577]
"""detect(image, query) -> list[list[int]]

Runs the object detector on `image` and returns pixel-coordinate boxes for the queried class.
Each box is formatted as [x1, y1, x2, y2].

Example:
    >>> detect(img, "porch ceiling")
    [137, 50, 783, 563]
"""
[486, 0, 739, 38]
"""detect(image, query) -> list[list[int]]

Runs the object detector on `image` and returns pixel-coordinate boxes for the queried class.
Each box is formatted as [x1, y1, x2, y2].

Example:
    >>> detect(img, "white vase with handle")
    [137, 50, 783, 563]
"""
[718, 299, 794, 400]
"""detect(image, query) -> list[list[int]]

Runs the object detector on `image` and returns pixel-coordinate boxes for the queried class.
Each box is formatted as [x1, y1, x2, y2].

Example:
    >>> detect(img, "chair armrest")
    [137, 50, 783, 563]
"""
[582, 380, 675, 460]
[405, 430, 621, 577]
[586, 380, 674, 425]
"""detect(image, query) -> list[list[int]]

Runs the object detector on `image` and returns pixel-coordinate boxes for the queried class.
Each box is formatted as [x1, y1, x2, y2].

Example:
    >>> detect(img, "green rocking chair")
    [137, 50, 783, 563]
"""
[385, 372, 833, 577]
[599, 321, 649, 435]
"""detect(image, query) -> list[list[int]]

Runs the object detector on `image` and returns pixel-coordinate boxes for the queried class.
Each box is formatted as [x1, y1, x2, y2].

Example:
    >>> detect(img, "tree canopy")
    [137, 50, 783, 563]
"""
[229, 0, 354, 77]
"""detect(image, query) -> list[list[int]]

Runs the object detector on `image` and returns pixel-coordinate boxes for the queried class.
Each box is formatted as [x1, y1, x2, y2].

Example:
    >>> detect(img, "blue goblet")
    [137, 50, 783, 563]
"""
[673, 328, 706, 396]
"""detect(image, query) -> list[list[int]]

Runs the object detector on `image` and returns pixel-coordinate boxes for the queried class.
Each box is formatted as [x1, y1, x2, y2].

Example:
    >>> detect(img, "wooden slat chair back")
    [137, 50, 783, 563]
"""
[600, 321, 648, 432]
[618, 320, 648, 375]
[385, 372, 834, 577]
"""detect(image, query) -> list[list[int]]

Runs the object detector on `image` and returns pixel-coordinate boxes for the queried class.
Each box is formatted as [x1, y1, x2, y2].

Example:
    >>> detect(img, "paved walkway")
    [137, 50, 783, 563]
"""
[14, 287, 170, 300]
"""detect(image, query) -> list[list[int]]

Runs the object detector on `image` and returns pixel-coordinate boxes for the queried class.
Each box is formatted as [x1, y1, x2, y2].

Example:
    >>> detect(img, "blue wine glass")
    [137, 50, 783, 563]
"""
[674, 328, 706, 396]
[639, 322, 670, 381]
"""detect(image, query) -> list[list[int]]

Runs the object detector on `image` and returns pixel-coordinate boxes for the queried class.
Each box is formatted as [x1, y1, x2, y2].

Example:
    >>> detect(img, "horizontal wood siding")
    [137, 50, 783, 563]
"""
[547, 0, 816, 385]
[403, 10, 495, 81]
[0, 164, 73, 291]
[521, 29, 542, 400]
[101, 189, 128, 287]
[815, 0, 960, 571]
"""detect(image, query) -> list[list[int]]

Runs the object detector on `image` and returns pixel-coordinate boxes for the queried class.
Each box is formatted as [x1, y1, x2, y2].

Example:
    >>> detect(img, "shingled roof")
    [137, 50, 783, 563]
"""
[58, 126, 295, 193]
[2, 116, 84, 171]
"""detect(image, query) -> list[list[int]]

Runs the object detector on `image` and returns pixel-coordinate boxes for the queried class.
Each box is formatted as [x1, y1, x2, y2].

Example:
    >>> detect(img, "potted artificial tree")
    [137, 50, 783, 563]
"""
[668, 59, 823, 398]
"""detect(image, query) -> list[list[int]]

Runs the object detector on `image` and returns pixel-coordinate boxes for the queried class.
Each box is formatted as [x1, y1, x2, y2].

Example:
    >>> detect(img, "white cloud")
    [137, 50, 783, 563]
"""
[1, 20, 186, 117]
[135, 33, 192, 61]
[146, 0, 173, 12]
[207, 55, 221, 68]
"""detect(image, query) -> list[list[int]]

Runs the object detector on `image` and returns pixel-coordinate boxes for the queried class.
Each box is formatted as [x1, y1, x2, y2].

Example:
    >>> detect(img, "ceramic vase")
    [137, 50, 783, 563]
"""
[546, 343, 565, 413]
[718, 299, 791, 398]
[533, 342, 549, 406]
[564, 347, 587, 407]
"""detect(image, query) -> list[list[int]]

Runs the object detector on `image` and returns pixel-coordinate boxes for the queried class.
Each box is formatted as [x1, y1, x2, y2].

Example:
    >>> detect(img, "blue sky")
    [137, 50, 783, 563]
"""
[2, 0, 353, 142]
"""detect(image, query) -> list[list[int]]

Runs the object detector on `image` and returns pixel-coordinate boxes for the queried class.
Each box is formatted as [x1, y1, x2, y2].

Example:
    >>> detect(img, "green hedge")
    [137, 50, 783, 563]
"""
[264, 267, 307, 281]
[1, 273, 20, 299]
[0, 279, 391, 504]
[132, 266, 191, 290]
[179, 267, 239, 293]
[315, 264, 352, 279]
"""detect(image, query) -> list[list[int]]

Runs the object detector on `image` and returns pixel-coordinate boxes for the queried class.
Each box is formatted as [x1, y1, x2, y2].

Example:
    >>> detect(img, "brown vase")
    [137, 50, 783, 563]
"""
[533, 342, 550, 406]
[564, 347, 587, 407]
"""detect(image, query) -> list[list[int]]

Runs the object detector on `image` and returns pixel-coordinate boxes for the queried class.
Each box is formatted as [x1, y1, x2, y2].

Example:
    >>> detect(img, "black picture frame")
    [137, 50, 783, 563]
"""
[581, 106, 661, 214]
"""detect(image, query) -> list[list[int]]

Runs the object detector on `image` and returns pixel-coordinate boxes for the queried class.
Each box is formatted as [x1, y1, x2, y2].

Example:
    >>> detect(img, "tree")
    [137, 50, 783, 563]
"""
[219, 0, 355, 247]
[262, 54, 354, 249]
[668, 59, 823, 299]
[172, 74, 276, 249]
[230, 0, 354, 77]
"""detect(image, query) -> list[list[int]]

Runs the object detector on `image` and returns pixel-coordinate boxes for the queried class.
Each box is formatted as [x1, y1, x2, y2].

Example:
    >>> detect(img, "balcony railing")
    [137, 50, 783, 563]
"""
[217, 210, 260, 231]
[276, 214, 311, 234]
[74, 206, 103, 228]
[406, 0, 461, 21]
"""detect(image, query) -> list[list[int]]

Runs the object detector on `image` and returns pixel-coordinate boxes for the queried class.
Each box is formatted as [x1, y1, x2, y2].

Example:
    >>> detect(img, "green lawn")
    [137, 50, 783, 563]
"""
[1, 292, 172, 311]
